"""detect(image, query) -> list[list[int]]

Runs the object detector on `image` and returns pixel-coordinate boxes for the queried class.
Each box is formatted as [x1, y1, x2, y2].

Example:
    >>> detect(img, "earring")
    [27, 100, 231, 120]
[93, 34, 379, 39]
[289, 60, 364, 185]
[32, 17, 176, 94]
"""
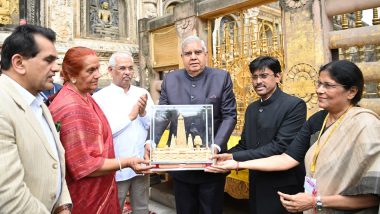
[71, 79, 76, 84]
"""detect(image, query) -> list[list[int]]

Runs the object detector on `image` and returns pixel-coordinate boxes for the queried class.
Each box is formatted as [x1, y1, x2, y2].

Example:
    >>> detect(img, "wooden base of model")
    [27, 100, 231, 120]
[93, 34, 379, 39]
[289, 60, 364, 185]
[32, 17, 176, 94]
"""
[151, 147, 212, 162]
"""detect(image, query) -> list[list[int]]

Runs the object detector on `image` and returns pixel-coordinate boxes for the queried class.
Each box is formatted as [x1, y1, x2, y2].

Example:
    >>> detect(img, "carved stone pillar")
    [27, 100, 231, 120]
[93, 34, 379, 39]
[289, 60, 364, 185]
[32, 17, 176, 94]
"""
[46, 0, 73, 43]
[280, 0, 330, 68]
[142, 0, 157, 19]
[138, 18, 152, 90]
[280, 0, 331, 115]
[18, 0, 39, 25]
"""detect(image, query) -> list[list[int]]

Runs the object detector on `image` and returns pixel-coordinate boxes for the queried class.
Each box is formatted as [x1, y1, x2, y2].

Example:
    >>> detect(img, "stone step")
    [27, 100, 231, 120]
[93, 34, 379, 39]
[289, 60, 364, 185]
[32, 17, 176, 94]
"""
[150, 180, 176, 209]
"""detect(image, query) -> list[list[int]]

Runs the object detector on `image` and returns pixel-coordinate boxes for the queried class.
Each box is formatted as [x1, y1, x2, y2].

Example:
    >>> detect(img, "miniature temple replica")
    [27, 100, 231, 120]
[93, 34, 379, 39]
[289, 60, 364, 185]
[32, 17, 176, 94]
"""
[151, 114, 212, 164]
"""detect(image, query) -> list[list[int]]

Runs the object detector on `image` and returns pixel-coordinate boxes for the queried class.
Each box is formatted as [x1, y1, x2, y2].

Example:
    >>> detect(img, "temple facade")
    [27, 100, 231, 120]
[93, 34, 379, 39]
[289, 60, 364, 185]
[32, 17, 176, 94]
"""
[0, 0, 160, 87]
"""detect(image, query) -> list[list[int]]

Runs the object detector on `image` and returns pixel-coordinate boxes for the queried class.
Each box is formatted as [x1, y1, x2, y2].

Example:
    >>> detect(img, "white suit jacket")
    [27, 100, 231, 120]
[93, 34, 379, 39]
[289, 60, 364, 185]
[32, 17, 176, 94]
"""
[0, 75, 71, 213]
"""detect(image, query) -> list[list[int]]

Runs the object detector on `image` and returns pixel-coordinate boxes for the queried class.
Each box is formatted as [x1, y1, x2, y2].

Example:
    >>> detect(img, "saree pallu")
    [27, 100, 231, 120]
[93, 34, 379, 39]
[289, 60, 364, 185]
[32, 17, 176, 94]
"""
[304, 107, 380, 214]
[49, 83, 120, 214]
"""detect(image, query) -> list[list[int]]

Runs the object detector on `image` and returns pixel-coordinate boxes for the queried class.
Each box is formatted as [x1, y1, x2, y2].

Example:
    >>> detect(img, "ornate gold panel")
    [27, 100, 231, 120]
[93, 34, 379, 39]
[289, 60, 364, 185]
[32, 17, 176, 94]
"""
[209, 11, 283, 135]
[282, 63, 319, 116]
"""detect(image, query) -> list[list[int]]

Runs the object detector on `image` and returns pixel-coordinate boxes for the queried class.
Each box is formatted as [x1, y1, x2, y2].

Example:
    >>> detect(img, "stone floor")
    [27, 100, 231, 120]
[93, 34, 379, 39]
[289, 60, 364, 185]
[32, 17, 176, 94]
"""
[149, 199, 176, 214]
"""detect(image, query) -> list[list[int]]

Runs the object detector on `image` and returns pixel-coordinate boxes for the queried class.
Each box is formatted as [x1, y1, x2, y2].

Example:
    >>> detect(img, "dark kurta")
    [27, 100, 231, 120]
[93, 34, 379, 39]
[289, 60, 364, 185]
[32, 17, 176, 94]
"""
[230, 88, 306, 214]
[158, 67, 237, 214]
[159, 67, 237, 183]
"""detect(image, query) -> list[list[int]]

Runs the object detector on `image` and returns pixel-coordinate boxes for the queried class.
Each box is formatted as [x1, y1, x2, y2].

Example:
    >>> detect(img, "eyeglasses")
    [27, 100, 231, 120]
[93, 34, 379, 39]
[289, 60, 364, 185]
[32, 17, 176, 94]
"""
[114, 66, 134, 72]
[182, 50, 204, 57]
[315, 81, 346, 90]
[251, 73, 275, 80]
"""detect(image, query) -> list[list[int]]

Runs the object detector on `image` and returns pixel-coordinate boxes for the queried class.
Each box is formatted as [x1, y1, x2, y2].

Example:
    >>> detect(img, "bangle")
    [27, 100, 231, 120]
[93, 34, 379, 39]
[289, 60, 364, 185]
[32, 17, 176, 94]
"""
[316, 195, 323, 212]
[54, 203, 72, 214]
[117, 158, 122, 171]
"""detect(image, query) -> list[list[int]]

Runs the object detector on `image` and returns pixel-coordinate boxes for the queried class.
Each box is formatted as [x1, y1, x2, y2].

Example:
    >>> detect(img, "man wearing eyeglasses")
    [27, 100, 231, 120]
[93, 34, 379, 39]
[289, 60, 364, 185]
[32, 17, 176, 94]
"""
[154, 35, 237, 214]
[208, 56, 307, 214]
[93, 52, 153, 213]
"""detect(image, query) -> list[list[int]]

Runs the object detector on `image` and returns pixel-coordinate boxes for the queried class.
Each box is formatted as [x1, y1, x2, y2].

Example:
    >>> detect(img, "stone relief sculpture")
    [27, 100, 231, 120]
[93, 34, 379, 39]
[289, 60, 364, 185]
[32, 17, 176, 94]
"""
[0, 0, 18, 25]
[98, 1, 111, 24]
[26, 0, 40, 25]
[89, 0, 119, 39]
[175, 17, 195, 38]
[280, 0, 309, 10]
[48, 0, 73, 42]
[143, 0, 157, 18]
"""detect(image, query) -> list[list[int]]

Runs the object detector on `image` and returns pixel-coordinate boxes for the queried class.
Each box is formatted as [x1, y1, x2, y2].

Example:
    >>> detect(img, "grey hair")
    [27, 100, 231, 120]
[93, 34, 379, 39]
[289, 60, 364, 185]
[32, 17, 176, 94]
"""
[181, 35, 207, 53]
[108, 51, 134, 67]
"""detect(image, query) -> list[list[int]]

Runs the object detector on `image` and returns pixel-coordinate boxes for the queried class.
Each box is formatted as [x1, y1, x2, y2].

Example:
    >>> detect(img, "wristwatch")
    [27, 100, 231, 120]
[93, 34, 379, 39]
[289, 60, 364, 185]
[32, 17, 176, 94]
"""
[316, 196, 323, 212]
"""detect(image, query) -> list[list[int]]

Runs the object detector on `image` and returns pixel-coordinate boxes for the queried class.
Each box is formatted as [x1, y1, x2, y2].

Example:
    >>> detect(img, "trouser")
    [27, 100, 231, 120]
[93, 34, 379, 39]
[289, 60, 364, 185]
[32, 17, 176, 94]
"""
[117, 175, 149, 214]
[173, 177, 226, 214]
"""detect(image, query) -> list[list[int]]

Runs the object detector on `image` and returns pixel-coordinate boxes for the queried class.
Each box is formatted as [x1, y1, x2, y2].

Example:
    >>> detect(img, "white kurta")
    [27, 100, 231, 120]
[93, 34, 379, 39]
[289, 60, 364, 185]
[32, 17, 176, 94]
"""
[93, 83, 154, 181]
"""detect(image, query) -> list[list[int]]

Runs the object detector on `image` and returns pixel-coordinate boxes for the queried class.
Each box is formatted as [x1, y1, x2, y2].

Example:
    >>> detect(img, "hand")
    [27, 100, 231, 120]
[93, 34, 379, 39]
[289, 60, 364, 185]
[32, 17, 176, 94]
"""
[137, 94, 148, 117]
[204, 165, 231, 173]
[213, 147, 219, 155]
[278, 191, 314, 213]
[216, 159, 239, 170]
[121, 157, 153, 174]
[205, 159, 236, 173]
[212, 153, 233, 164]
[129, 102, 140, 121]
[144, 142, 151, 161]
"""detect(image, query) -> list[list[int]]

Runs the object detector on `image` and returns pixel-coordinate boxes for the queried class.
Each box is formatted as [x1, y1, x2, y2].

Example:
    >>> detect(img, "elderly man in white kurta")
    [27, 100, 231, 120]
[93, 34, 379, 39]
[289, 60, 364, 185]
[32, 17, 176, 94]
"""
[93, 52, 153, 214]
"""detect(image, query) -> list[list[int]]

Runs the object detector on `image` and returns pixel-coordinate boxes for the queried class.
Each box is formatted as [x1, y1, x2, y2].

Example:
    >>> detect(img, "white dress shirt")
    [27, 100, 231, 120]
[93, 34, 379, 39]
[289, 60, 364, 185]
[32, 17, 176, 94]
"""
[5, 75, 62, 204]
[93, 83, 154, 181]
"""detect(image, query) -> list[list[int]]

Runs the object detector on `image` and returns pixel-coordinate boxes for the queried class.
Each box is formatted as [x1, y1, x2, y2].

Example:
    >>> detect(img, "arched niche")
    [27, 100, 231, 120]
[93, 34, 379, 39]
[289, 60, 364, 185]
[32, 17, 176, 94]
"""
[80, 0, 131, 40]
[163, 0, 181, 15]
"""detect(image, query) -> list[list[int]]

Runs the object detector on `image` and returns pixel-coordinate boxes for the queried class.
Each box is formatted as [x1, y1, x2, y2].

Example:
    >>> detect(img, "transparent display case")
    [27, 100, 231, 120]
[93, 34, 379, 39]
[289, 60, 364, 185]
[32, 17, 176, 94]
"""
[149, 105, 214, 171]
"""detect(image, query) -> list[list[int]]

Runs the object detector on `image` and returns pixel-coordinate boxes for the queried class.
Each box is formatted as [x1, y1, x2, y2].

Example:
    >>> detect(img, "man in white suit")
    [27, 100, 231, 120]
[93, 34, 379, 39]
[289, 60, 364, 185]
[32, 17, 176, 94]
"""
[0, 25, 72, 213]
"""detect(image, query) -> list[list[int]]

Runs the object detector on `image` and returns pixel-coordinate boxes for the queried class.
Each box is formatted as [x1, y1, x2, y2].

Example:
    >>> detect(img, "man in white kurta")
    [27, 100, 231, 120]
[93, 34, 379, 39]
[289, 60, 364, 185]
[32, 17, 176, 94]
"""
[93, 52, 153, 214]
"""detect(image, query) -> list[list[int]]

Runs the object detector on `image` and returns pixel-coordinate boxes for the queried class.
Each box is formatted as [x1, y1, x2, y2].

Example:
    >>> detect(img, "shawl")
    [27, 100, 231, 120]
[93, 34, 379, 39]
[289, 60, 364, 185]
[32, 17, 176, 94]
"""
[49, 83, 120, 214]
[304, 107, 380, 214]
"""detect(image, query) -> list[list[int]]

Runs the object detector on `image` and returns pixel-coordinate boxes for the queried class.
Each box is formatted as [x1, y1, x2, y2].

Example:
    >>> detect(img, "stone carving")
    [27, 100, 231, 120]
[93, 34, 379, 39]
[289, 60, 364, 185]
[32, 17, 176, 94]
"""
[143, 0, 157, 18]
[175, 17, 195, 38]
[49, 0, 73, 42]
[110, 2, 119, 26]
[90, 0, 119, 38]
[98, 1, 111, 23]
[280, 0, 309, 10]
[0, 0, 18, 25]
[26, 0, 38, 25]
[89, 6, 98, 35]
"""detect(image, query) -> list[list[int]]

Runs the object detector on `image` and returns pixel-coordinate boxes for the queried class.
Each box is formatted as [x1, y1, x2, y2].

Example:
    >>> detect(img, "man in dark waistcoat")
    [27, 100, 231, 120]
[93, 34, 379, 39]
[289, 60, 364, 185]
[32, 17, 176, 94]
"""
[156, 35, 237, 214]
[209, 56, 307, 214]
